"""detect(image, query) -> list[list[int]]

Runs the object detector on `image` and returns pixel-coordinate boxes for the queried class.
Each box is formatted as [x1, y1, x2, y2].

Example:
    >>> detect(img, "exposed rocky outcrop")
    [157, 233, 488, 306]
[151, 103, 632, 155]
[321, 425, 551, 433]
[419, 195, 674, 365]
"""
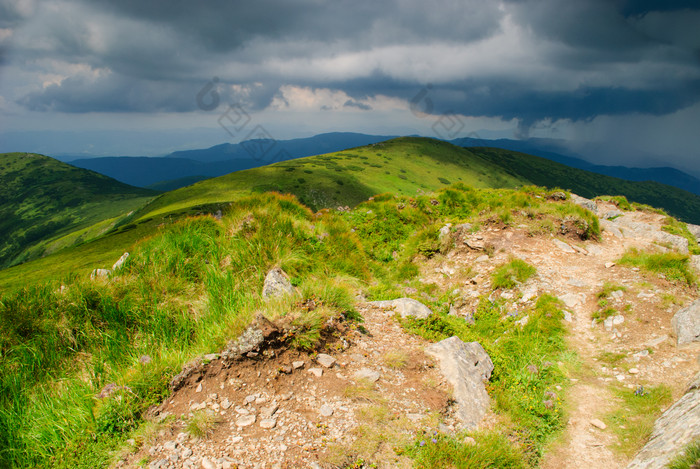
[262, 268, 295, 299]
[112, 252, 130, 270]
[603, 214, 689, 253]
[672, 299, 700, 347]
[369, 298, 433, 319]
[627, 372, 700, 469]
[688, 224, 700, 242]
[570, 194, 598, 213]
[90, 268, 111, 280]
[425, 336, 494, 429]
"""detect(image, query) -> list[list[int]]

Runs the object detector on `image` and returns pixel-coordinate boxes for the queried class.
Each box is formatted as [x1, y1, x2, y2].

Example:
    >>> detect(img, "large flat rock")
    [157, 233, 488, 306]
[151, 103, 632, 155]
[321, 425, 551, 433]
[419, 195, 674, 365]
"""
[425, 336, 493, 429]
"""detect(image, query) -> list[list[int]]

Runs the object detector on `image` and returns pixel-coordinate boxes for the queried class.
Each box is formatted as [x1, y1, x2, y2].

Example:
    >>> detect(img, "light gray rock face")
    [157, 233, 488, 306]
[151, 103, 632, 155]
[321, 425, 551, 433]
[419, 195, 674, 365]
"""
[370, 298, 432, 319]
[90, 268, 111, 280]
[627, 373, 700, 469]
[672, 299, 700, 347]
[687, 224, 700, 242]
[570, 194, 598, 213]
[425, 336, 494, 429]
[553, 239, 576, 254]
[262, 268, 295, 299]
[605, 214, 689, 254]
[690, 255, 700, 274]
[112, 252, 130, 271]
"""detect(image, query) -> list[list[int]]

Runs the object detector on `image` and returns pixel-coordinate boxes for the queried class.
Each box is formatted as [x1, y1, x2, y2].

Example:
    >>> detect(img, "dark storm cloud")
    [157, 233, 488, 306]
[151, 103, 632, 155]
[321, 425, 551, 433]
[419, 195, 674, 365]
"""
[5, 0, 700, 126]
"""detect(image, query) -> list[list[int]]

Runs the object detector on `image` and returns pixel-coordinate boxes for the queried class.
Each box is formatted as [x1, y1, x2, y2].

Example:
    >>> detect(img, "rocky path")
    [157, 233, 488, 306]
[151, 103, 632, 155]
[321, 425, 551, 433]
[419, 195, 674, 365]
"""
[119, 199, 700, 469]
[119, 303, 458, 469]
[423, 200, 700, 468]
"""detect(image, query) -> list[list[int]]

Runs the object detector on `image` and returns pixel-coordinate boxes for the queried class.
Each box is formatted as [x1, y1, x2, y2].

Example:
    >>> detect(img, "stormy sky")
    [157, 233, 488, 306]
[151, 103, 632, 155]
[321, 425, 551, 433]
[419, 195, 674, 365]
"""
[0, 0, 699, 176]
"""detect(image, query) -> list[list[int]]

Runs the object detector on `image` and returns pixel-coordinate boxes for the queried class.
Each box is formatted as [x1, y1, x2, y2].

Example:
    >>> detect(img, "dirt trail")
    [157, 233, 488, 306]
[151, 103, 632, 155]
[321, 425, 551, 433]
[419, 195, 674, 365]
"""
[422, 201, 699, 468]
[118, 200, 699, 469]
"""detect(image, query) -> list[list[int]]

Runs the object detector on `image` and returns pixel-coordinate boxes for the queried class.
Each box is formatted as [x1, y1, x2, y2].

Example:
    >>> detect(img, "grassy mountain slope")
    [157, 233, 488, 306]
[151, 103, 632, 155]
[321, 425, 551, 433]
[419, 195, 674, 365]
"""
[132, 137, 528, 222]
[471, 147, 700, 224]
[0, 153, 156, 268]
[2, 137, 699, 290]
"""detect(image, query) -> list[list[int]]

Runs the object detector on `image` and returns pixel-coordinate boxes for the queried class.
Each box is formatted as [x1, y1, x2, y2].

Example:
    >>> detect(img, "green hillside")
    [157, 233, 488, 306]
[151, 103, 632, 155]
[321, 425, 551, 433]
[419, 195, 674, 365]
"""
[0, 153, 156, 268]
[471, 147, 700, 224]
[2, 137, 699, 291]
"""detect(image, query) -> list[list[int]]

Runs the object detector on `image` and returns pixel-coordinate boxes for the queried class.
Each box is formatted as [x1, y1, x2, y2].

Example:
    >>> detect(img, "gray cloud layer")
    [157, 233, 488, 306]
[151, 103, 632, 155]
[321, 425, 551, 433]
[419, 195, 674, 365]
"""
[2, 0, 699, 133]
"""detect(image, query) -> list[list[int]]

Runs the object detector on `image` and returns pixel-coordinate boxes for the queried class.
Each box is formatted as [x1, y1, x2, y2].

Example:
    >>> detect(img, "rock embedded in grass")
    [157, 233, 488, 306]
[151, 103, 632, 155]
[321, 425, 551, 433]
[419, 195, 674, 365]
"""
[262, 268, 295, 299]
[672, 299, 700, 347]
[424, 336, 494, 429]
[369, 298, 433, 319]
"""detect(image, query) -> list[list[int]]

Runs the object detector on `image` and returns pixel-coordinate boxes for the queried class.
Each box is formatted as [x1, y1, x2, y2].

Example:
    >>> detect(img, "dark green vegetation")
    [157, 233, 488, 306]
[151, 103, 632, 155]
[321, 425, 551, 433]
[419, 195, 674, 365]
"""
[0, 183, 589, 468]
[471, 147, 700, 224]
[0, 153, 155, 269]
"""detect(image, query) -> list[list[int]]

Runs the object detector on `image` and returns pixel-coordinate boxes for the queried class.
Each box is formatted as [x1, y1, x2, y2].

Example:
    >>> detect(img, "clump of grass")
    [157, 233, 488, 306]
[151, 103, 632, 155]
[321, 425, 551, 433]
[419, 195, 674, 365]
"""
[605, 384, 672, 456]
[186, 410, 220, 438]
[662, 217, 700, 255]
[596, 351, 627, 367]
[618, 248, 696, 286]
[344, 379, 385, 404]
[596, 195, 633, 211]
[597, 282, 627, 299]
[668, 439, 700, 469]
[404, 431, 527, 469]
[492, 259, 537, 289]
[383, 350, 409, 369]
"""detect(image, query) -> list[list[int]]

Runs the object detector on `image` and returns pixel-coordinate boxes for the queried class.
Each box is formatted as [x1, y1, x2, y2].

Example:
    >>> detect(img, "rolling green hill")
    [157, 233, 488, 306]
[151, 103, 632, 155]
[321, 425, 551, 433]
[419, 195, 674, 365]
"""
[469, 147, 700, 224]
[2, 137, 699, 291]
[0, 153, 156, 268]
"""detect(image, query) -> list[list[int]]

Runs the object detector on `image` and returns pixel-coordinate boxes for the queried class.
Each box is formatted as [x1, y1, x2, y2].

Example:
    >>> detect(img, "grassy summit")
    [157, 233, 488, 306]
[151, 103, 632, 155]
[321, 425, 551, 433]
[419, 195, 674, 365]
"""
[0, 153, 156, 269]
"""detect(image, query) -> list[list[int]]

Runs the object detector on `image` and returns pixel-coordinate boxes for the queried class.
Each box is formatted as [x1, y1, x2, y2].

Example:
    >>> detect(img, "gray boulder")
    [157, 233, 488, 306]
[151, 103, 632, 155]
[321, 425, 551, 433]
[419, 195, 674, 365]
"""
[112, 252, 129, 271]
[570, 194, 598, 213]
[627, 372, 700, 469]
[369, 298, 432, 319]
[425, 336, 494, 429]
[90, 268, 111, 280]
[672, 299, 700, 347]
[262, 268, 295, 299]
[688, 224, 700, 242]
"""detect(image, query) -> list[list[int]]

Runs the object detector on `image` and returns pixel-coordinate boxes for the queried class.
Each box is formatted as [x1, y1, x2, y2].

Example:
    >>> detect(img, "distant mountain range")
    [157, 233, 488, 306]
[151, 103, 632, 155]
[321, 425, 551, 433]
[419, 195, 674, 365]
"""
[66, 132, 700, 195]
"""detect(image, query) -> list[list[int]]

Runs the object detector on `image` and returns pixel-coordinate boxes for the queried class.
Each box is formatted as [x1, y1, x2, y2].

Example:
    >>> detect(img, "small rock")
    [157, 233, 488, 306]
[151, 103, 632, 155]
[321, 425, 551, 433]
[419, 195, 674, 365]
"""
[181, 447, 193, 458]
[236, 415, 256, 427]
[316, 354, 336, 368]
[590, 419, 607, 430]
[629, 368, 639, 374]
[221, 398, 232, 410]
[475, 255, 489, 263]
[605, 262, 615, 269]
[554, 239, 576, 254]
[292, 360, 305, 369]
[514, 315, 529, 327]
[163, 441, 177, 451]
[201, 457, 216, 469]
[195, 383, 202, 393]
[261, 404, 278, 418]
[262, 268, 295, 299]
[463, 436, 476, 445]
[259, 418, 277, 429]
[353, 368, 381, 382]
[319, 404, 334, 417]
[308, 368, 323, 377]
